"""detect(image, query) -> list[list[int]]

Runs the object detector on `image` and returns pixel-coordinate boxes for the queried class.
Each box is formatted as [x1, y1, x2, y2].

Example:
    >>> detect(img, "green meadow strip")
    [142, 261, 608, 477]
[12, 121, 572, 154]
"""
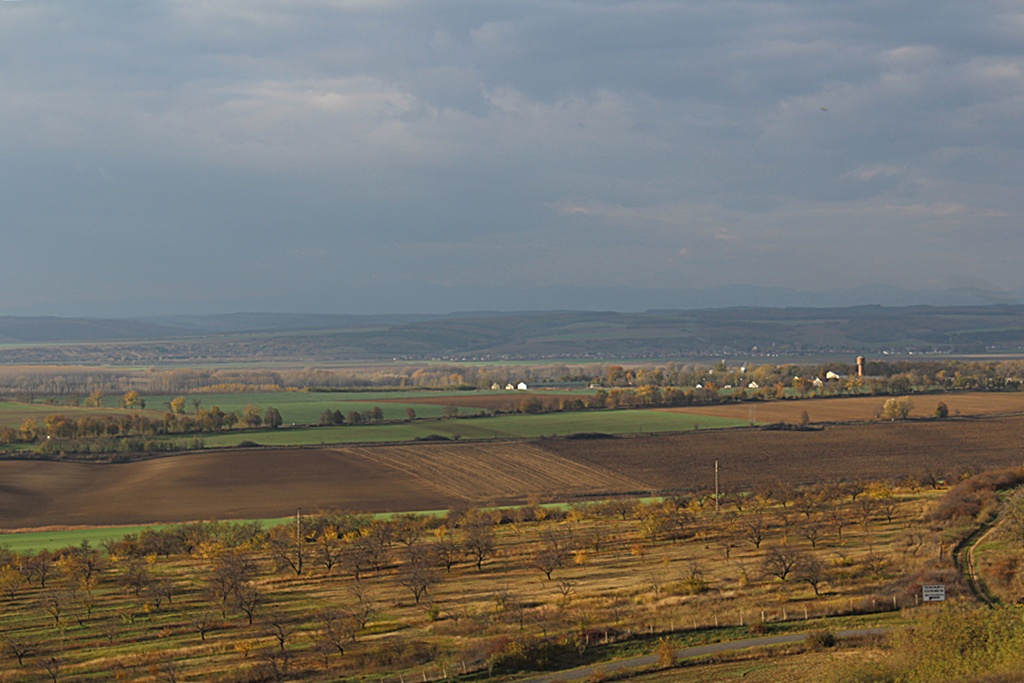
[0, 499, 653, 554]
[178, 410, 748, 448]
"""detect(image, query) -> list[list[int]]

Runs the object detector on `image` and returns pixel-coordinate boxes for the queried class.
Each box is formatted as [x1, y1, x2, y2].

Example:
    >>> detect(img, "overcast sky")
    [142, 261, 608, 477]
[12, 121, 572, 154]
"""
[2, 0, 1023, 316]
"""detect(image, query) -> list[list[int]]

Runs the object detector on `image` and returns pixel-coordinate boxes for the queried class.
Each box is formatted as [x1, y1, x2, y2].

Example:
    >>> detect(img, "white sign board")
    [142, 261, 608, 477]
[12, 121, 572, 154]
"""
[922, 584, 946, 602]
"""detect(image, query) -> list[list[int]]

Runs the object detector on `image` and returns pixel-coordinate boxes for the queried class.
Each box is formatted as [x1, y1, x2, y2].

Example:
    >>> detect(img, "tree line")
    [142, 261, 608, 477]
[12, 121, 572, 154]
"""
[3, 359, 1024, 397]
[0, 402, 282, 451]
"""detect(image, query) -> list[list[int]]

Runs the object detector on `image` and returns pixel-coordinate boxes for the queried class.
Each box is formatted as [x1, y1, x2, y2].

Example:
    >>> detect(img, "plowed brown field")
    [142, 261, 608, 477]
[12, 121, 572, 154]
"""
[341, 442, 644, 501]
[541, 415, 1024, 492]
[0, 442, 645, 529]
[3, 412, 1024, 529]
[662, 391, 1024, 423]
[0, 449, 456, 529]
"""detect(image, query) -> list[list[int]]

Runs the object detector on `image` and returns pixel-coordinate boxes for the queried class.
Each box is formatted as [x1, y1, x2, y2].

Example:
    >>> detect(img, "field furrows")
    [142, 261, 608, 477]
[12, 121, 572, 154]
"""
[543, 415, 1024, 492]
[338, 442, 647, 501]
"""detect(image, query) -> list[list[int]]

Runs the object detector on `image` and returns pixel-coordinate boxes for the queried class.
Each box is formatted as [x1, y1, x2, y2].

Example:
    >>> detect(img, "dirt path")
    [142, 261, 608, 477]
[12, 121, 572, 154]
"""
[962, 516, 1001, 606]
[514, 628, 890, 682]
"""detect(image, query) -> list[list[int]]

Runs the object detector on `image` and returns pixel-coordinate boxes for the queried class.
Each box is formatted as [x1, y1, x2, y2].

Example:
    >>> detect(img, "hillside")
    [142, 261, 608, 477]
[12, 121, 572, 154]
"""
[0, 304, 1023, 364]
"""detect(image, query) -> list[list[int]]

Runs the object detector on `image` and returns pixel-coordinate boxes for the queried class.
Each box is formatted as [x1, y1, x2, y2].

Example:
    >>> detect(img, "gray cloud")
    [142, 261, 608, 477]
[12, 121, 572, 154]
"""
[1, 0, 1022, 315]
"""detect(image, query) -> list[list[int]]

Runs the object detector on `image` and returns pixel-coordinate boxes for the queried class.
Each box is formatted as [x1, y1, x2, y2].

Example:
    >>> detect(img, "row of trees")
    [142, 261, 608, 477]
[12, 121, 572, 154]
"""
[4, 359, 1024, 397]
[318, 407, 387, 426]
[0, 404, 284, 445]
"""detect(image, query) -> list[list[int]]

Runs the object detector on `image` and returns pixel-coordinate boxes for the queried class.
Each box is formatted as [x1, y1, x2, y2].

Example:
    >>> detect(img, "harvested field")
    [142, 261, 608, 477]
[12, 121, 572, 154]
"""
[662, 391, 1024, 424]
[4, 414, 1024, 529]
[0, 442, 643, 529]
[542, 415, 1024, 492]
[0, 449, 457, 529]
[341, 442, 644, 501]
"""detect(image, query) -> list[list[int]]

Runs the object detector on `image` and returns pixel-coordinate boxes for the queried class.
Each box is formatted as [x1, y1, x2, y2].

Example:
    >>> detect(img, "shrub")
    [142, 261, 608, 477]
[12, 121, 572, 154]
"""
[807, 630, 836, 649]
[414, 434, 451, 441]
[484, 634, 575, 673]
[655, 637, 677, 668]
[929, 467, 1024, 522]
[882, 397, 914, 420]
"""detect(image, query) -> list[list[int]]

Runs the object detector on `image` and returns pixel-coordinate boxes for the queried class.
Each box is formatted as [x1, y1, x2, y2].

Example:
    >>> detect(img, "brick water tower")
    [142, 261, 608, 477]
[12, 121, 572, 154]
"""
[856, 356, 865, 377]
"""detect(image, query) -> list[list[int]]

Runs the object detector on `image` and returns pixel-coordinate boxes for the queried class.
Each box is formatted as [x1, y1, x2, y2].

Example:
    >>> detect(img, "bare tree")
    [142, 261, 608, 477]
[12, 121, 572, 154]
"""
[856, 497, 879, 526]
[392, 514, 425, 547]
[775, 510, 795, 541]
[463, 519, 496, 571]
[761, 545, 803, 582]
[340, 537, 370, 582]
[155, 659, 181, 683]
[40, 588, 70, 628]
[739, 510, 770, 549]
[360, 521, 393, 577]
[191, 610, 216, 641]
[793, 489, 822, 519]
[798, 514, 828, 548]
[118, 558, 154, 597]
[206, 548, 257, 617]
[532, 544, 569, 580]
[824, 501, 849, 542]
[432, 529, 461, 573]
[346, 583, 375, 633]
[266, 610, 294, 652]
[1, 635, 34, 665]
[397, 544, 439, 604]
[878, 497, 899, 524]
[314, 606, 359, 667]
[237, 585, 263, 625]
[0, 564, 27, 600]
[26, 551, 54, 588]
[896, 529, 925, 560]
[313, 527, 343, 575]
[267, 524, 304, 576]
[144, 577, 175, 611]
[43, 654, 62, 683]
[795, 555, 828, 596]
[863, 548, 890, 578]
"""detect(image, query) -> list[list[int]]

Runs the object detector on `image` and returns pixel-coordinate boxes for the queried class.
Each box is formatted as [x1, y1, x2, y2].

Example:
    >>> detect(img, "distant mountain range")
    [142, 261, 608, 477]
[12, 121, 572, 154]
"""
[1, 302, 1024, 364]
[358, 282, 1024, 314]
[8, 283, 1024, 320]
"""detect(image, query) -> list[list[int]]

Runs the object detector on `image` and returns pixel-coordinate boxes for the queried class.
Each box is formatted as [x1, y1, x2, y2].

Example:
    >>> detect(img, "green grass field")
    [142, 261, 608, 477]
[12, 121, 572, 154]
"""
[1, 389, 597, 427]
[0, 518, 291, 555]
[176, 409, 748, 447]
[5, 502, 591, 553]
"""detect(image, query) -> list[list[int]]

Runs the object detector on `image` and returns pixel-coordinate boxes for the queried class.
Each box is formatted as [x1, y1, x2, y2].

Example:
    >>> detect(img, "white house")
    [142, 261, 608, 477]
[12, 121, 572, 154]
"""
[517, 382, 528, 391]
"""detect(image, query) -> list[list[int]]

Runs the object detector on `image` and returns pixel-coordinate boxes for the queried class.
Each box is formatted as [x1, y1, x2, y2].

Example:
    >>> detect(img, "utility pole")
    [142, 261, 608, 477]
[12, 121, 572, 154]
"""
[296, 508, 303, 575]
[715, 460, 720, 513]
